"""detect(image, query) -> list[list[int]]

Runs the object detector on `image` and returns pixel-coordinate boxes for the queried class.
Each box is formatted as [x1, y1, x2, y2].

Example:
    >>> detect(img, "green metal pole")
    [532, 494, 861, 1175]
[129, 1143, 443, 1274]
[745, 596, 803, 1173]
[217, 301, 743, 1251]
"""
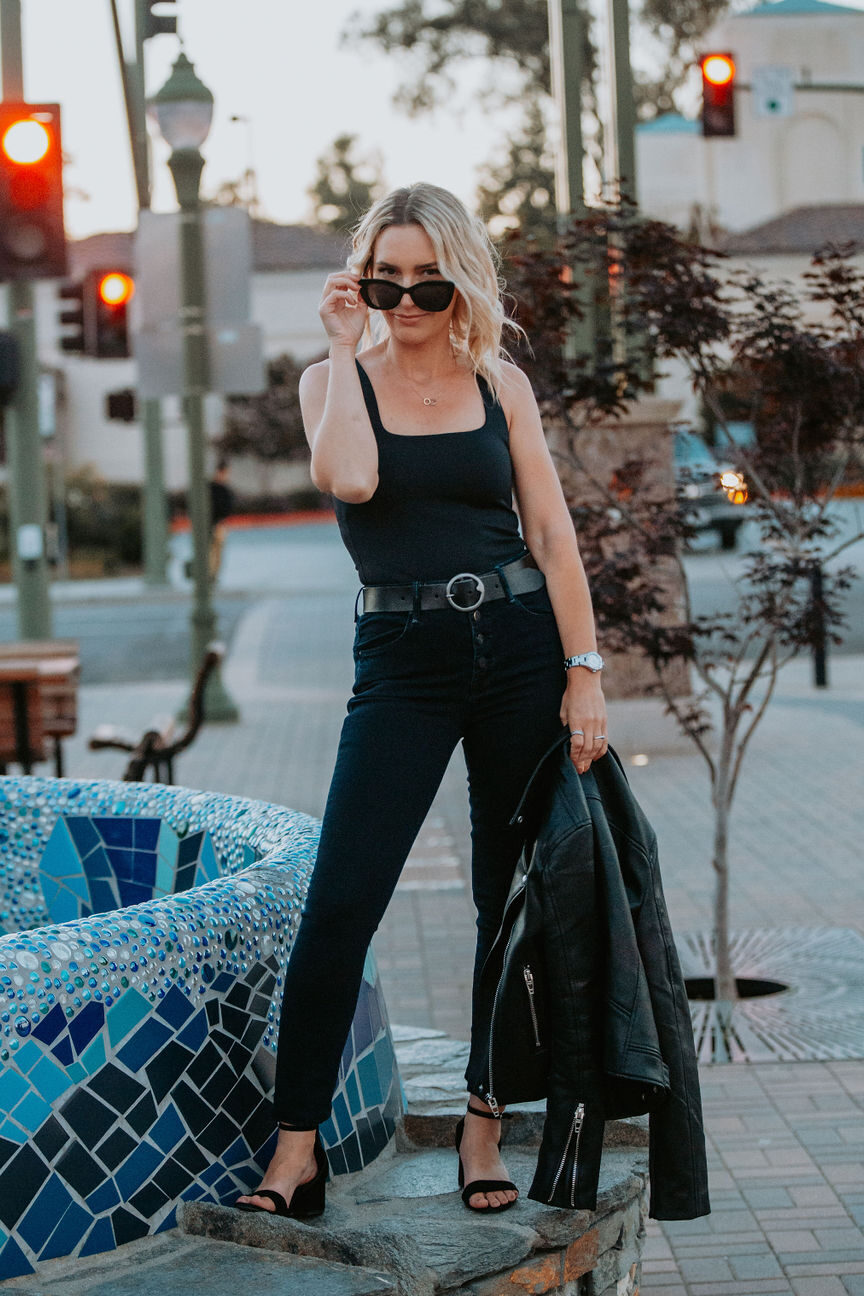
[142, 400, 169, 584]
[168, 147, 238, 722]
[607, 0, 651, 383]
[547, 0, 595, 363]
[128, 0, 169, 586]
[1, 0, 52, 639]
[608, 0, 637, 204]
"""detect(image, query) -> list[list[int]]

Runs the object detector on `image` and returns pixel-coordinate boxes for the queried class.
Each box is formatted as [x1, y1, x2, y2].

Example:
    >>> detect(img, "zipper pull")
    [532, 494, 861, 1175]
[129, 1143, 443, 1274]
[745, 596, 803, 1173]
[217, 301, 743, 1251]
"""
[485, 1092, 500, 1117]
[523, 965, 534, 993]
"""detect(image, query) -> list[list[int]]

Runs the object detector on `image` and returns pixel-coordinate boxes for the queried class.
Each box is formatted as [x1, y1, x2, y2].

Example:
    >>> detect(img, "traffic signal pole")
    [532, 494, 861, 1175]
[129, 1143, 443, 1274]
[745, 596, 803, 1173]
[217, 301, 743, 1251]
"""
[1, 0, 52, 638]
[108, 0, 169, 587]
[547, 0, 596, 364]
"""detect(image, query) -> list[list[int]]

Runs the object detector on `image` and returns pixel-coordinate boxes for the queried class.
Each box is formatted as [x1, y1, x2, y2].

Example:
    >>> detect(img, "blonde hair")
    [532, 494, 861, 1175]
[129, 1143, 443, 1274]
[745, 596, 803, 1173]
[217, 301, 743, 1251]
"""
[348, 182, 522, 401]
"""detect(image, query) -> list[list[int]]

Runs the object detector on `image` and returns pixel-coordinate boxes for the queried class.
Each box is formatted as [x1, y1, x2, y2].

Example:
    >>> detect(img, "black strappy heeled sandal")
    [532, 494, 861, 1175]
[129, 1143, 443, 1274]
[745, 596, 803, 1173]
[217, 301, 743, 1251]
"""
[454, 1101, 519, 1212]
[235, 1122, 329, 1220]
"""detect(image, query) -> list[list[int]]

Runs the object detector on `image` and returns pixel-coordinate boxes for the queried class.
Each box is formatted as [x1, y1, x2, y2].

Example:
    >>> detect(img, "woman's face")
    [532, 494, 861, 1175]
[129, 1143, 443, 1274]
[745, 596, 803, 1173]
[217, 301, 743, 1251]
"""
[369, 223, 457, 342]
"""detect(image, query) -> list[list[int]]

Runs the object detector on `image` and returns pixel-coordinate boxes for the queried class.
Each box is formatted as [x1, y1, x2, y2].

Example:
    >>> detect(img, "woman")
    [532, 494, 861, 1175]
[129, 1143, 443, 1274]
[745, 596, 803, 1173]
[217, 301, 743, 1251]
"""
[236, 182, 608, 1219]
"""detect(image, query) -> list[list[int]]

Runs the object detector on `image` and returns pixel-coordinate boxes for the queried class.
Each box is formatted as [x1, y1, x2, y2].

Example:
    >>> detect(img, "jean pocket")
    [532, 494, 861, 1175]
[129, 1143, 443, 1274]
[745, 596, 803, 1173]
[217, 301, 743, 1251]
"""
[510, 585, 555, 617]
[353, 610, 414, 658]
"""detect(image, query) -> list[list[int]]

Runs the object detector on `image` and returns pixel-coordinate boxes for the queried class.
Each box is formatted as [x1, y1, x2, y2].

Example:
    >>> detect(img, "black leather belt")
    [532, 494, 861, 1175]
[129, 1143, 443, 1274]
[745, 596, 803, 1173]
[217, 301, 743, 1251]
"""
[361, 554, 546, 614]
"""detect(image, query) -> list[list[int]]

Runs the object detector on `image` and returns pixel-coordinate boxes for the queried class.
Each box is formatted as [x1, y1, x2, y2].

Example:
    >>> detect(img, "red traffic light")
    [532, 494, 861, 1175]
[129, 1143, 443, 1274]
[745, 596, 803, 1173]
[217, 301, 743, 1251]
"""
[98, 272, 135, 307]
[1, 118, 51, 165]
[0, 103, 67, 281]
[700, 52, 736, 137]
[702, 54, 735, 87]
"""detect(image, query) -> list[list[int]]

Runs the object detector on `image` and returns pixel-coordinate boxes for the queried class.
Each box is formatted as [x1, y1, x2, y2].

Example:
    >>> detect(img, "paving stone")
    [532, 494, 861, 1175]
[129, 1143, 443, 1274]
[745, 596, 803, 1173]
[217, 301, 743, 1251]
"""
[729, 1253, 786, 1280]
[791, 1280, 850, 1296]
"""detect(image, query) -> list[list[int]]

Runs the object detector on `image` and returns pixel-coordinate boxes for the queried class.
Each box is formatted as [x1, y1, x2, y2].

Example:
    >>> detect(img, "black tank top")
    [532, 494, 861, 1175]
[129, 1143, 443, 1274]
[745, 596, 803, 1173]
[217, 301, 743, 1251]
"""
[333, 360, 526, 585]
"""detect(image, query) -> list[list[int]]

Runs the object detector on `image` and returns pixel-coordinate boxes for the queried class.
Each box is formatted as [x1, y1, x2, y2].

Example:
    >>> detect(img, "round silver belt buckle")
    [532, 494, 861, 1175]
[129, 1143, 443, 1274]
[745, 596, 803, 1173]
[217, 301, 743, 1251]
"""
[445, 572, 485, 611]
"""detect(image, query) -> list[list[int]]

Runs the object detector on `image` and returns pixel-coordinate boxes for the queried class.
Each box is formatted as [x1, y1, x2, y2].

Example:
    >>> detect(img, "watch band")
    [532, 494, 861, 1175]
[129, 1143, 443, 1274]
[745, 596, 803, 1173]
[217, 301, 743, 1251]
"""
[564, 652, 604, 673]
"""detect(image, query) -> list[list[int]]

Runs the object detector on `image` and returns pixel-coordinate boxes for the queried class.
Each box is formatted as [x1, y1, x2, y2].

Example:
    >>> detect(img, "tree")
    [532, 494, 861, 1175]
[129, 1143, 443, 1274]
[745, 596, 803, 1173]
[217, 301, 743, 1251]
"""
[220, 353, 313, 463]
[504, 215, 864, 1029]
[308, 134, 385, 235]
[476, 100, 557, 243]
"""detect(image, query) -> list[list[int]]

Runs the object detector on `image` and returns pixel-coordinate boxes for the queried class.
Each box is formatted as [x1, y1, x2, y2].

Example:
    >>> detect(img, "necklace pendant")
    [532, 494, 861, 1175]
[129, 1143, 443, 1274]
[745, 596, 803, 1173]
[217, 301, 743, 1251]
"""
[423, 396, 437, 406]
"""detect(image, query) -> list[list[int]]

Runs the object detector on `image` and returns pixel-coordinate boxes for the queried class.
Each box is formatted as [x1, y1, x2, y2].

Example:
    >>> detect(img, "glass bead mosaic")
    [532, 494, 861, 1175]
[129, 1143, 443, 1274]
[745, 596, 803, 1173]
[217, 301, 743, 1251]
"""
[0, 777, 404, 1281]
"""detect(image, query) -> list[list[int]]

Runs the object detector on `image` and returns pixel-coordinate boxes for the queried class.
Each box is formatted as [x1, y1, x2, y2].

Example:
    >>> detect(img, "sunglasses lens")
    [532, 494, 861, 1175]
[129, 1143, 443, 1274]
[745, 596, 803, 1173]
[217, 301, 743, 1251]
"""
[412, 281, 455, 312]
[360, 280, 401, 310]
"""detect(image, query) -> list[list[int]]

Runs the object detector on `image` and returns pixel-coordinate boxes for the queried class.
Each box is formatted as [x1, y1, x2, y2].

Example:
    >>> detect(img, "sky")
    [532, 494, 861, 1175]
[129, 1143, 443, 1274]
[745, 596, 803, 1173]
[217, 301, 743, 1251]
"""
[13, 0, 525, 239]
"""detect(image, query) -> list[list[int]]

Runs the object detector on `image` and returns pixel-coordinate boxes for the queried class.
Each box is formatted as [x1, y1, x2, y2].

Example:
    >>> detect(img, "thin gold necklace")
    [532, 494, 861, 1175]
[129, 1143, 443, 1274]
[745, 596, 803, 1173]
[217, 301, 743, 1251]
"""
[389, 351, 459, 406]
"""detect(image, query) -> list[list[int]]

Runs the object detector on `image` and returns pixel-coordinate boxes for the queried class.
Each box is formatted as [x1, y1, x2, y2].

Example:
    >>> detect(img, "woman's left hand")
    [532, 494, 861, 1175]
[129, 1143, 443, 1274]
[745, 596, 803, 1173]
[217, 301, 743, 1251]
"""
[560, 674, 609, 775]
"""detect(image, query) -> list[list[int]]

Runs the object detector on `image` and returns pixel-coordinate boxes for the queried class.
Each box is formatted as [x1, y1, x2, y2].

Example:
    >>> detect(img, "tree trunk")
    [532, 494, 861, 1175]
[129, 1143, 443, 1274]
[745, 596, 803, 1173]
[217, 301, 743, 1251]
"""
[712, 740, 738, 1004]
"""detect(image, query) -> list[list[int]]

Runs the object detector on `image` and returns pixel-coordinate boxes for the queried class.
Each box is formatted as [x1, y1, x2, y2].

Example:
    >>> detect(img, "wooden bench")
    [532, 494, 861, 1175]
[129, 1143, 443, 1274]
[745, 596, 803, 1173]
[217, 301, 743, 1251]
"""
[0, 641, 80, 776]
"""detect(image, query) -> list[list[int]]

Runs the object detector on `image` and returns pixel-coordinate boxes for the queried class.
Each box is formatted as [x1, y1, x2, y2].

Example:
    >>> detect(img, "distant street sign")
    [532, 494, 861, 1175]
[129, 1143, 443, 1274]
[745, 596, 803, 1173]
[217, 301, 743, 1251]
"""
[133, 207, 265, 398]
[752, 65, 795, 117]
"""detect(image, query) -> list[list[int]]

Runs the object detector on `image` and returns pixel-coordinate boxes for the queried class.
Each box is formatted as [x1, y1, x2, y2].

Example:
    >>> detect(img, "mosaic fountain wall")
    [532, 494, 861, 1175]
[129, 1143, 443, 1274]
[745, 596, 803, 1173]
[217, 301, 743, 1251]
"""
[0, 777, 403, 1281]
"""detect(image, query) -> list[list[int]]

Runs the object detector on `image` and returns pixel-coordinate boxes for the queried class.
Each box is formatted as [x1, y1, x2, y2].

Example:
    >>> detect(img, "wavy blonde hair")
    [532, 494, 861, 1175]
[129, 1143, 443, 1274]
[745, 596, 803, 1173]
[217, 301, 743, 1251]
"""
[348, 182, 522, 401]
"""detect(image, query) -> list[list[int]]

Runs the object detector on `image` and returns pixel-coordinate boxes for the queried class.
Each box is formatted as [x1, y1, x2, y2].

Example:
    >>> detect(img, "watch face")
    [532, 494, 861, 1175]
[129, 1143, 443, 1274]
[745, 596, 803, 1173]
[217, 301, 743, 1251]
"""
[586, 652, 603, 671]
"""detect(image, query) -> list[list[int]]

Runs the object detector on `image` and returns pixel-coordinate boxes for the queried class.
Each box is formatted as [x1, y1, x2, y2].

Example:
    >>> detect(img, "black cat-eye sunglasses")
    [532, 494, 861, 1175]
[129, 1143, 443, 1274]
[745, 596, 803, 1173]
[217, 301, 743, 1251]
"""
[358, 278, 456, 313]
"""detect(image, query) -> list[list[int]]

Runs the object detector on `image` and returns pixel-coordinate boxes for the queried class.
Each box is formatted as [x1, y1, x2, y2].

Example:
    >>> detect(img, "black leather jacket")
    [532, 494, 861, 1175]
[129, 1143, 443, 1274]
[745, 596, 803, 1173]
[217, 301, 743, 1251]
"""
[467, 737, 710, 1221]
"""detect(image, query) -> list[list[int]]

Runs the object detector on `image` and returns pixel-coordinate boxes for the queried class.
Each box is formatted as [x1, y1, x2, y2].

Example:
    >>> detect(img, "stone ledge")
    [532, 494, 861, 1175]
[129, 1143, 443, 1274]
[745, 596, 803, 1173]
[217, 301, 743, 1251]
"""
[178, 1026, 650, 1295]
[179, 1148, 648, 1296]
[0, 1233, 397, 1296]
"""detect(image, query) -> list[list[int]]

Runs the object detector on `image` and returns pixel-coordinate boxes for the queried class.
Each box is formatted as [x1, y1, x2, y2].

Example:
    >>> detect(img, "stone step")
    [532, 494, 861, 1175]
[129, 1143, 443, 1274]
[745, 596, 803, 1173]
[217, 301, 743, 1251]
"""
[0, 1233, 396, 1296]
[180, 1145, 648, 1296]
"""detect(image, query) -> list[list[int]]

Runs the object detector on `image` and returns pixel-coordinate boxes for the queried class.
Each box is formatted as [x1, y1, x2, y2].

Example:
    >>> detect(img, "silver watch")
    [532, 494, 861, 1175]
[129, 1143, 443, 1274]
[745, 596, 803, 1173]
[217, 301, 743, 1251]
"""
[564, 651, 604, 673]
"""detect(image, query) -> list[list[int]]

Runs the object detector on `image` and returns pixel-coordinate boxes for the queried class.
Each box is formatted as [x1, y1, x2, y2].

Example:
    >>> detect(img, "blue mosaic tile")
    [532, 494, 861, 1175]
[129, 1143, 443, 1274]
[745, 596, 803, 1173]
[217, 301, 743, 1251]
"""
[0, 1235, 31, 1280]
[41, 1200, 92, 1261]
[0, 775, 402, 1280]
[18, 1175, 73, 1252]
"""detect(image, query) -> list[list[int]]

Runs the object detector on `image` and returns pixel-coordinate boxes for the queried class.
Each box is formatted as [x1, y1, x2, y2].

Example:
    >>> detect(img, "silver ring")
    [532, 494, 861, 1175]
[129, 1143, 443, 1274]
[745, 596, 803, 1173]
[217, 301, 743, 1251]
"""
[594, 734, 607, 741]
[445, 572, 485, 612]
[570, 729, 584, 737]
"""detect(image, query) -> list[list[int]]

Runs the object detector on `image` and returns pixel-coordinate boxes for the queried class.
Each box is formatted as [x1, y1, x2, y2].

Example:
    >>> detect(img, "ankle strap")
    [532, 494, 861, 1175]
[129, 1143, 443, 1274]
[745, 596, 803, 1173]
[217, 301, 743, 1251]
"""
[466, 1102, 512, 1121]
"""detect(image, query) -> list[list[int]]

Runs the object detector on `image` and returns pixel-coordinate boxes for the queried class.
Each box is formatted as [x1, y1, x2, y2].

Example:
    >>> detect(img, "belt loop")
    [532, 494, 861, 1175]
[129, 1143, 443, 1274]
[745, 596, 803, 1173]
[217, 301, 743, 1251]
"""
[496, 558, 515, 602]
[354, 587, 364, 622]
[411, 581, 421, 622]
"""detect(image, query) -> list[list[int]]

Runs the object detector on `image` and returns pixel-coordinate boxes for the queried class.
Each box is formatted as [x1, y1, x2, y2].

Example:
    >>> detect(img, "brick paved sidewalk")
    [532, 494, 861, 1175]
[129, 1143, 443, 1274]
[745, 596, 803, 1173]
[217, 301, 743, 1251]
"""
[54, 542, 864, 1294]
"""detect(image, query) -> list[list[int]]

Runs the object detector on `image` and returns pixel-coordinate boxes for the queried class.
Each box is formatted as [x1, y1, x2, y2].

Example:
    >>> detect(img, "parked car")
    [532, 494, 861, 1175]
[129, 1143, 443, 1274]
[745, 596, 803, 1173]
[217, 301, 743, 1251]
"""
[674, 427, 749, 551]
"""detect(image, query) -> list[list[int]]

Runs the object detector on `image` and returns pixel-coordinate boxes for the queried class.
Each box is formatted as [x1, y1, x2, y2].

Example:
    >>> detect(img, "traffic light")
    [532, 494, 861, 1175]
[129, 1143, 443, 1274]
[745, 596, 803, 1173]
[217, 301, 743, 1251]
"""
[141, 0, 177, 39]
[700, 53, 736, 137]
[57, 281, 86, 353]
[0, 103, 66, 281]
[90, 270, 135, 358]
[56, 271, 134, 358]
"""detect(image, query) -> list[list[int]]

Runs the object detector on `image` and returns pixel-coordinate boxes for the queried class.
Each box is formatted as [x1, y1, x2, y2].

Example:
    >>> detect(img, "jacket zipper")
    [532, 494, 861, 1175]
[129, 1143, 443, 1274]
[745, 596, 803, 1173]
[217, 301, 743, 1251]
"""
[523, 964, 542, 1048]
[485, 918, 521, 1116]
[548, 1103, 585, 1206]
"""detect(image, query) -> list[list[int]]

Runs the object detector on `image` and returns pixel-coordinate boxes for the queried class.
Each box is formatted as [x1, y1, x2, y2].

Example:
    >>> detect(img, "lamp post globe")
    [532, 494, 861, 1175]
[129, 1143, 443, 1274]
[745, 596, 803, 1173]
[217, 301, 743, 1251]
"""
[149, 53, 238, 723]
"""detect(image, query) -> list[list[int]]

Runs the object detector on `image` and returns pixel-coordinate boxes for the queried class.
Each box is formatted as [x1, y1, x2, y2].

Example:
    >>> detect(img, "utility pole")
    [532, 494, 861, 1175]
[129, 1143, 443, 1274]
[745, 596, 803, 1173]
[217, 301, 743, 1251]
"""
[607, 0, 637, 205]
[547, 0, 596, 364]
[1, 0, 52, 638]
[108, 0, 170, 586]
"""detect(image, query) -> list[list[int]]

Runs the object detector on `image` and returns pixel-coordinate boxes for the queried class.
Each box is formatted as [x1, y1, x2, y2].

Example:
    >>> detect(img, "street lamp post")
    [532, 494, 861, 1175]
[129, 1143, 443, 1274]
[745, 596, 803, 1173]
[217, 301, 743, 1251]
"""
[148, 52, 238, 722]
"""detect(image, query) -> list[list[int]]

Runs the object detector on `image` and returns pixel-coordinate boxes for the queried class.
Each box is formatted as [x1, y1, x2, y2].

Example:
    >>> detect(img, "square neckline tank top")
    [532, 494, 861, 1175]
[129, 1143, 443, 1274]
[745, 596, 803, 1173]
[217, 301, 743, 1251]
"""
[331, 359, 527, 585]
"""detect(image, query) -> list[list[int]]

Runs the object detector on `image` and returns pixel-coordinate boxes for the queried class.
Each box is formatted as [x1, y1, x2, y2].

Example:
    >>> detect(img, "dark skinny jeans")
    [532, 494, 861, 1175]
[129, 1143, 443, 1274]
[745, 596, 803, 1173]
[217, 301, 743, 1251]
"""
[273, 576, 566, 1126]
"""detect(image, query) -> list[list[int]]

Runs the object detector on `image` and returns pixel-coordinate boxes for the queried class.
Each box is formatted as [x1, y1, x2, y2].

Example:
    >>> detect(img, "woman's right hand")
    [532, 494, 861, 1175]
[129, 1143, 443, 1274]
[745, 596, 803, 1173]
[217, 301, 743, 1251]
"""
[319, 271, 368, 348]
